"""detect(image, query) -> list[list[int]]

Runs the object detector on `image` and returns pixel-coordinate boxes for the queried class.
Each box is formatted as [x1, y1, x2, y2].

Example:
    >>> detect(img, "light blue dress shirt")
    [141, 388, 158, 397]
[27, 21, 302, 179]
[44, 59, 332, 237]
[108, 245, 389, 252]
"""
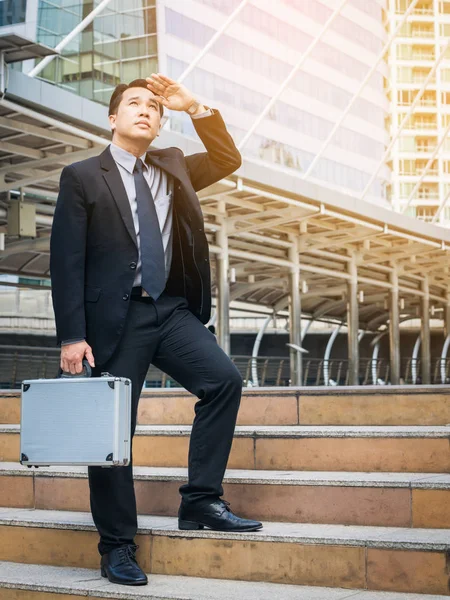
[109, 142, 174, 288]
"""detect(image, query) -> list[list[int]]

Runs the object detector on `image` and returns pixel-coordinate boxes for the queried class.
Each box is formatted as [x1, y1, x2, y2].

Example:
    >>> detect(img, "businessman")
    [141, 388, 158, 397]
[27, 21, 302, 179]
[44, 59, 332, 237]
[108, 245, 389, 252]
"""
[50, 74, 262, 587]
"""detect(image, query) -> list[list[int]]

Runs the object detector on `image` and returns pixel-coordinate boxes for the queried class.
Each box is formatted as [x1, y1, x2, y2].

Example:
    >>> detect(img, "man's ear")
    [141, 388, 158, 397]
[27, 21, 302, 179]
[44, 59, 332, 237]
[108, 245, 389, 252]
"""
[108, 114, 116, 133]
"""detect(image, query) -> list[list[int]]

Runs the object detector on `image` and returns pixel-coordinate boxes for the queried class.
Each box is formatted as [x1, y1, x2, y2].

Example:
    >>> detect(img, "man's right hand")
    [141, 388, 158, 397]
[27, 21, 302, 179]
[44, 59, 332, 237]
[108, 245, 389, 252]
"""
[61, 341, 95, 375]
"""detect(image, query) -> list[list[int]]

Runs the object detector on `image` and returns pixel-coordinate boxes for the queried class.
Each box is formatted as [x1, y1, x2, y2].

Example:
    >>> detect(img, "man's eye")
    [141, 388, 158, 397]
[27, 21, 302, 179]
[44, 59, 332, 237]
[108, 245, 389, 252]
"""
[130, 101, 137, 105]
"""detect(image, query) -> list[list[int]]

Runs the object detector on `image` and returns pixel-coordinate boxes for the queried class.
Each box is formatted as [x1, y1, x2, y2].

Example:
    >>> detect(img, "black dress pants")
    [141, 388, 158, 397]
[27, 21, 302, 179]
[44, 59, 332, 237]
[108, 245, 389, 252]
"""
[88, 291, 243, 555]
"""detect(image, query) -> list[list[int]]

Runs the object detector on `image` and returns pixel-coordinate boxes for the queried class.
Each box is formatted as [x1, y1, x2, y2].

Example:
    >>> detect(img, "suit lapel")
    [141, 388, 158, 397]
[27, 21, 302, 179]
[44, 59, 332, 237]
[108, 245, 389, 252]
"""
[145, 150, 191, 188]
[100, 147, 138, 249]
[146, 149, 201, 224]
[99, 144, 200, 249]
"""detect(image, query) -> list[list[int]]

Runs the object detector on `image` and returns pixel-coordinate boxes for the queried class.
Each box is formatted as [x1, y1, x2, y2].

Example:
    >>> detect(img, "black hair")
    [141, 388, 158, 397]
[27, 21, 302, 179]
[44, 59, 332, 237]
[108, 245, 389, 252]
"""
[108, 79, 164, 118]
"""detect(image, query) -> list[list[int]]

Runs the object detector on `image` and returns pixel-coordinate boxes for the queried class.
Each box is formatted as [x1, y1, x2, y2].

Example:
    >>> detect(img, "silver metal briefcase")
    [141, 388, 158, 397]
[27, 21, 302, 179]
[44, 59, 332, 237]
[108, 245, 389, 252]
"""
[20, 364, 131, 468]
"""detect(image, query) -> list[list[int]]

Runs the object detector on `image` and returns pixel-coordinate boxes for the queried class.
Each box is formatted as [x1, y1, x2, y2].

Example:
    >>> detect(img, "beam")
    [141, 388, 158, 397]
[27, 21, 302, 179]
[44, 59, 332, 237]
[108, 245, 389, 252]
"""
[1, 141, 42, 159]
[0, 116, 91, 148]
[231, 213, 311, 235]
[0, 147, 101, 177]
[0, 99, 109, 147]
[0, 167, 65, 192]
[226, 206, 312, 226]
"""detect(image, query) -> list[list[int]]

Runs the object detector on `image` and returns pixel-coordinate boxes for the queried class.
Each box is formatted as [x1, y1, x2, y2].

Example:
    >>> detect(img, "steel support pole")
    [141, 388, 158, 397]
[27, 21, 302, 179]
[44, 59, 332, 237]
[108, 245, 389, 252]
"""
[216, 201, 230, 354]
[347, 254, 359, 385]
[412, 334, 421, 385]
[445, 292, 450, 338]
[441, 292, 450, 383]
[389, 267, 401, 385]
[288, 236, 302, 386]
[421, 277, 431, 385]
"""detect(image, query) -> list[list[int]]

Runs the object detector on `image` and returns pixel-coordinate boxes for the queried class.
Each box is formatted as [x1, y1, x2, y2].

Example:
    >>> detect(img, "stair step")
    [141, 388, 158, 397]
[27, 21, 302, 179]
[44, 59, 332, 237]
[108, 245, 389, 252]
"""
[0, 508, 448, 594]
[1, 424, 449, 472]
[3, 386, 450, 425]
[1, 561, 448, 600]
[0, 463, 448, 528]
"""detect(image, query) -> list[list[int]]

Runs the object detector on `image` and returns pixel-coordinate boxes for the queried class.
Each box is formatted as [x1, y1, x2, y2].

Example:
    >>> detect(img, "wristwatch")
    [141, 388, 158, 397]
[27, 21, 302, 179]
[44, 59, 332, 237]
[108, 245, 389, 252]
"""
[186, 99, 201, 115]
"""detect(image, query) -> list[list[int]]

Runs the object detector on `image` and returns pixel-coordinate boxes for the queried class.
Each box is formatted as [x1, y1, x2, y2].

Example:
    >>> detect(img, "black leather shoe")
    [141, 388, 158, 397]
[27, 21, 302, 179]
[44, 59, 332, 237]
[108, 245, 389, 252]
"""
[178, 499, 263, 532]
[100, 544, 148, 586]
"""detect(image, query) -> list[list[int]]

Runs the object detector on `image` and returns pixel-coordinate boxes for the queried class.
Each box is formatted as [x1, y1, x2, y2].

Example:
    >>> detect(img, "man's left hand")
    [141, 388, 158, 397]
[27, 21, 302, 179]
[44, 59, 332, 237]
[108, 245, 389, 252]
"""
[146, 73, 202, 113]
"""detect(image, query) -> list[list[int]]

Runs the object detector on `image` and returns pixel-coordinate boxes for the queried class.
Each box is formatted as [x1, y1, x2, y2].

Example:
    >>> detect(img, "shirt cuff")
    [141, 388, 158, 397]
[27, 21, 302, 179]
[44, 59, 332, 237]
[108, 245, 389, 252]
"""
[191, 108, 214, 119]
[61, 338, 85, 346]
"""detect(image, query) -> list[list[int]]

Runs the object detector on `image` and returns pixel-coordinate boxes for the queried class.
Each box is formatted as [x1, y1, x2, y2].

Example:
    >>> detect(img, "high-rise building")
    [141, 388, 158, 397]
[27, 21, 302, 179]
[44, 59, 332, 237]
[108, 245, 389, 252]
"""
[158, 0, 389, 204]
[387, 0, 450, 225]
[1, 0, 389, 205]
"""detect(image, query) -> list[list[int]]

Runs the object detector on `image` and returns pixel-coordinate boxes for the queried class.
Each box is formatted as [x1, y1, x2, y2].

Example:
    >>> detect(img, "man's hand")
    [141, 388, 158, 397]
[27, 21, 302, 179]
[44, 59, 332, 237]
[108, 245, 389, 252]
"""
[61, 341, 95, 375]
[146, 73, 206, 114]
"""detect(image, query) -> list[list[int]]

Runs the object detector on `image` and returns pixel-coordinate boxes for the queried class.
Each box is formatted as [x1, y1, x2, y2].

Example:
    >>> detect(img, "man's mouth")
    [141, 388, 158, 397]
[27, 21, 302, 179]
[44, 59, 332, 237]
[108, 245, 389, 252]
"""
[136, 121, 150, 127]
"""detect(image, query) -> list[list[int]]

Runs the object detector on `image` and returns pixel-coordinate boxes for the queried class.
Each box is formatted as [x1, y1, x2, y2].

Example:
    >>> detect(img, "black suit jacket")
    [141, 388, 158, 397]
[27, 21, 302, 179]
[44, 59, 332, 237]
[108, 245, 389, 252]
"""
[50, 109, 241, 365]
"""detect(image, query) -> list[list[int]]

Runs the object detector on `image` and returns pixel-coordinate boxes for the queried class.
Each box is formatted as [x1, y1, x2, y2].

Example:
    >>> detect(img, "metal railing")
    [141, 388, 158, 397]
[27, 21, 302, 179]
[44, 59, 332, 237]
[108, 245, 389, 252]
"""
[1, 346, 449, 389]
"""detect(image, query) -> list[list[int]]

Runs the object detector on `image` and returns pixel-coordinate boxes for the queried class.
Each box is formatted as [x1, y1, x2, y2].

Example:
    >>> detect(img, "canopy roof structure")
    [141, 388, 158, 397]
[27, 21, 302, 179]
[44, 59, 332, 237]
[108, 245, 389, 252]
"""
[2, 59, 450, 388]
[1, 69, 449, 331]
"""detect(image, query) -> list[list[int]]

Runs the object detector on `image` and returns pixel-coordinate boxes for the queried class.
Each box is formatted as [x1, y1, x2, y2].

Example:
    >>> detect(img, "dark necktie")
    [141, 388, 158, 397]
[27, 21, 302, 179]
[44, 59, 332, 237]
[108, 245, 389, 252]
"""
[133, 158, 166, 300]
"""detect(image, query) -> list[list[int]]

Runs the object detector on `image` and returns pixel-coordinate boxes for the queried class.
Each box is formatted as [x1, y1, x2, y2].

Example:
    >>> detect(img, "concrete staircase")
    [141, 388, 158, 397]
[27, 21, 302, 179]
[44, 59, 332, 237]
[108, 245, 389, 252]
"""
[0, 386, 449, 599]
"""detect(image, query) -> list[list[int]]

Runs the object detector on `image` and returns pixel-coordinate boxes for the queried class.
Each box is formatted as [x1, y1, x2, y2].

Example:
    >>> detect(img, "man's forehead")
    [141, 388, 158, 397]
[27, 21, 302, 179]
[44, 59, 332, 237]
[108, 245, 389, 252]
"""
[123, 88, 158, 102]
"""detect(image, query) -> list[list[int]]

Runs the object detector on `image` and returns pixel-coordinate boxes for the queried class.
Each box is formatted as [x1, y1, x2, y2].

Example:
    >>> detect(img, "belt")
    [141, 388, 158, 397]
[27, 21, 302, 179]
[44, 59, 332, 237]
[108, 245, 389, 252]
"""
[131, 286, 151, 298]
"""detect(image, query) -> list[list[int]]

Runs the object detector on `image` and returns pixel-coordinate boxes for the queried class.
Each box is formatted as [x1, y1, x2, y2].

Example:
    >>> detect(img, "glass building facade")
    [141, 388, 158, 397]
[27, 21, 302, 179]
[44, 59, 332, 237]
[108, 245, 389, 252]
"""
[1, 0, 390, 204]
[0, 0, 27, 26]
[36, 0, 157, 104]
[160, 0, 389, 203]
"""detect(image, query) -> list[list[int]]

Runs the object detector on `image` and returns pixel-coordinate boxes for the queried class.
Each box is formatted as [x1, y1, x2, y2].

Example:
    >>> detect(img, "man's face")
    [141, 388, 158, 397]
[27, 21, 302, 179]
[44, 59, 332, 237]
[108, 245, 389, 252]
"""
[109, 87, 161, 143]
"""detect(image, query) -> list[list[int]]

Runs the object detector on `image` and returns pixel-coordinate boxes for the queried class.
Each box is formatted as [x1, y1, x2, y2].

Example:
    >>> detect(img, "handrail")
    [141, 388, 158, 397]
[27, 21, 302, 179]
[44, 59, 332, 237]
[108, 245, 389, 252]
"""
[1, 347, 449, 388]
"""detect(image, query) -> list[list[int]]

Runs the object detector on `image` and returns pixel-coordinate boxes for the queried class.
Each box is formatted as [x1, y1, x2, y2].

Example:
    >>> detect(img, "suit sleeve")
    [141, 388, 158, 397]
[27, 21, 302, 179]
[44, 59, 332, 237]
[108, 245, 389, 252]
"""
[184, 109, 242, 192]
[50, 165, 87, 346]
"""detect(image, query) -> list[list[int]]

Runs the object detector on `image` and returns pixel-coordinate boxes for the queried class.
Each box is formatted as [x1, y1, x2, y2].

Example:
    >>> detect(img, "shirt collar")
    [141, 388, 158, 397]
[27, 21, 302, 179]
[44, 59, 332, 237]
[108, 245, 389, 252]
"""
[109, 143, 148, 174]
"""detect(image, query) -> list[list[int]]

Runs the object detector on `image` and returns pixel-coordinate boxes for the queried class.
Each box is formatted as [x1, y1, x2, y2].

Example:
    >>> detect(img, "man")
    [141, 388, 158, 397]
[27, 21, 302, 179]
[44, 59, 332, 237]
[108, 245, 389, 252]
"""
[50, 74, 262, 587]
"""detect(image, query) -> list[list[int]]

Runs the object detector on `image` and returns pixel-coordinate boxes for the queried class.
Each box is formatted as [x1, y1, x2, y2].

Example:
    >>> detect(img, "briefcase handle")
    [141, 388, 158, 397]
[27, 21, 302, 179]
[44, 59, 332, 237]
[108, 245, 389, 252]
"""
[59, 359, 92, 379]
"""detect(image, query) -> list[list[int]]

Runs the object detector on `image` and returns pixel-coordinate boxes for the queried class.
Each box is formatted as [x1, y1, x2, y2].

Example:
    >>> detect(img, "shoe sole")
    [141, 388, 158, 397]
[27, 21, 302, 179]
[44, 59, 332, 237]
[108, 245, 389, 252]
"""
[178, 519, 263, 532]
[101, 568, 148, 586]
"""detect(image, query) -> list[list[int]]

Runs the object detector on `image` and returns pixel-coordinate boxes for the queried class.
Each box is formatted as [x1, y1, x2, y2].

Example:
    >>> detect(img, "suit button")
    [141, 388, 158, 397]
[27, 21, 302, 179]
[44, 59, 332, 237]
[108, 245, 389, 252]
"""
[123, 294, 129, 301]
[129, 262, 136, 270]
[198, 228, 203, 232]
[204, 258, 208, 263]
